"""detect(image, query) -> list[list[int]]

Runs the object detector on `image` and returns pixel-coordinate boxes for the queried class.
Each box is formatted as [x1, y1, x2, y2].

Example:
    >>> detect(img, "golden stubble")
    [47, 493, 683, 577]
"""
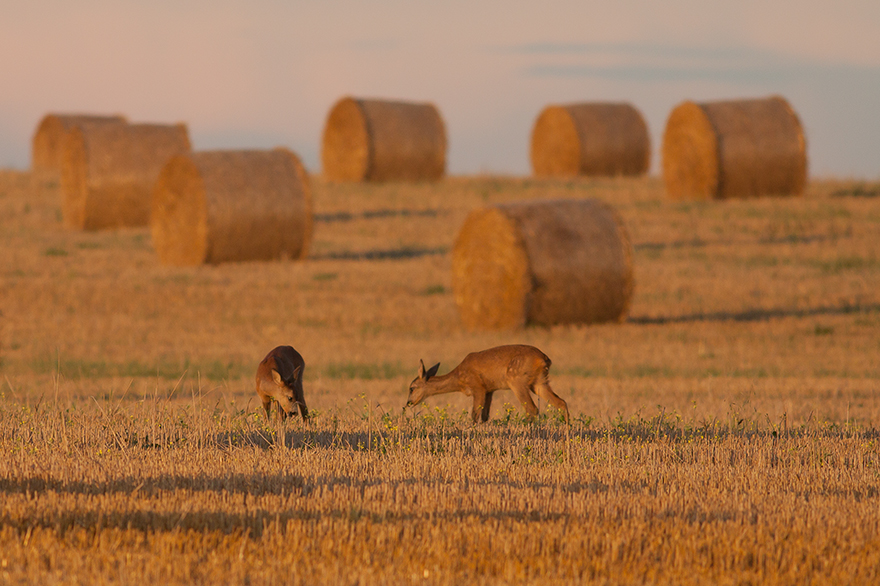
[1, 170, 879, 584]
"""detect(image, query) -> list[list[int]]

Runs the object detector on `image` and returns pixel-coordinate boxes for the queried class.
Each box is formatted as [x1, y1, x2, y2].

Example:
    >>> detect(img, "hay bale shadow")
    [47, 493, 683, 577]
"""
[628, 302, 880, 325]
[314, 208, 440, 223]
[310, 246, 447, 262]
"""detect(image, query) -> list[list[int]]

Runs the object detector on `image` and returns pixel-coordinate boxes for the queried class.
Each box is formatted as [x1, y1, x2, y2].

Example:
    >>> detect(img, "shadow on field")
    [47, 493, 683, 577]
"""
[0, 469, 625, 500]
[310, 246, 447, 261]
[314, 208, 441, 223]
[628, 302, 880, 325]
[633, 232, 845, 252]
[0, 501, 582, 538]
[830, 184, 880, 198]
[213, 429, 408, 451]
[0, 472, 305, 499]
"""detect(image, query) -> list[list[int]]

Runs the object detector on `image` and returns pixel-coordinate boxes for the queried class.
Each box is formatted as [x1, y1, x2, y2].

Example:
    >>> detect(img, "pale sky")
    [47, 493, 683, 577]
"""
[2, 1, 879, 177]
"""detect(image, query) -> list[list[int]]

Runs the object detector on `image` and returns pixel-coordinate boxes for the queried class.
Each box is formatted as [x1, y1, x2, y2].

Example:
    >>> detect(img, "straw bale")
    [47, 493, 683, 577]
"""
[530, 102, 650, 177]
[151, 148, 312, 266]
[452, 199, 633, 329]
[31, 114, 127, 172]
[322, 97, 446, 182]
[662, 96, 807, 199]
[60, 123, 191, 230]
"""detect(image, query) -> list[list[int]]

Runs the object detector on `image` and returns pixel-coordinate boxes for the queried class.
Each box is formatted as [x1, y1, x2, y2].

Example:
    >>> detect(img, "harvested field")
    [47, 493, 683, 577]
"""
[1, 169, 879, 584]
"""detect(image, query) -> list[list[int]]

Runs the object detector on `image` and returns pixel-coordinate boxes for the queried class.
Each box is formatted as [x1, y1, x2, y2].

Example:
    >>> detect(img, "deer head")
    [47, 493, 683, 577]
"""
[406, 359, 440, 407]
[272, 364, 302, 414]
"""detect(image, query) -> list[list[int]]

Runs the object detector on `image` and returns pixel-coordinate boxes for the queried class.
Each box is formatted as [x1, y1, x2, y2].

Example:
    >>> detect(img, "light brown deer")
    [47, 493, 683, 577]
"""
[406, 345, 569, 423]
[256, 345, 309, 421]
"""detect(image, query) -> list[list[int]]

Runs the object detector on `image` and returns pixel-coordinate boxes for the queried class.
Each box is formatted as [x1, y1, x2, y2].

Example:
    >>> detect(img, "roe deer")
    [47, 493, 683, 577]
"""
[406, 345, 569, 423]
[256, 345, 309, 421]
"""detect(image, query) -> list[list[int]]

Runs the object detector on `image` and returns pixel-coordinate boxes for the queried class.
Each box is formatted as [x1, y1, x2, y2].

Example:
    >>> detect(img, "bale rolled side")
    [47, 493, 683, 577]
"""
[152, 148, 313, 266]
[31, 114, 127, 172]
[530, 103, 650, 178]
[322, 97, 446, 182]
[452, 199, 634, 329]
[61, 123, 191, 230]
[662, 96, 807, 199]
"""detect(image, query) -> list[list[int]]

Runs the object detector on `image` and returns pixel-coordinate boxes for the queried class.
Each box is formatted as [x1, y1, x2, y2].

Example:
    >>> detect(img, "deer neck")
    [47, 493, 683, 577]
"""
[424, 371, 462, 397]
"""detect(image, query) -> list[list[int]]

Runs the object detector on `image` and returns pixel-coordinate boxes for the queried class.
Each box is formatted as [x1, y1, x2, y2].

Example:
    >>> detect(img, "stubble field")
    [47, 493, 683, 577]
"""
[1, 169, 879, 584]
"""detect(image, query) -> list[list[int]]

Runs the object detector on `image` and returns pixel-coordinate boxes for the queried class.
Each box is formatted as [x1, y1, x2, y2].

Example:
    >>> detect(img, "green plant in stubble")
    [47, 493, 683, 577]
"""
[28, 356, 249, 381]
[323, 362, 409, 380]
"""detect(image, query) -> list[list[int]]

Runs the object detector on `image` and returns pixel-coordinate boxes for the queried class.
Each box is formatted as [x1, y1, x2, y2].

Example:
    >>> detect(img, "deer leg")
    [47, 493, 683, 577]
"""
[534, 380, 570, 422]
[481, 392, 494, 423]
[262, 398, 273, 421]
[471, 390, 488, 423]
[509, 381, 539, 419]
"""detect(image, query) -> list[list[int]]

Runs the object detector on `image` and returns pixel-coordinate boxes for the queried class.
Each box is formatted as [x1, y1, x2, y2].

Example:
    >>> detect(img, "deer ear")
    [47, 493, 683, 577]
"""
[271, 369, 284, 386]
[425, 362, 441, 380]
[291, 365, 302, 379]
[418, 359, 426, 379]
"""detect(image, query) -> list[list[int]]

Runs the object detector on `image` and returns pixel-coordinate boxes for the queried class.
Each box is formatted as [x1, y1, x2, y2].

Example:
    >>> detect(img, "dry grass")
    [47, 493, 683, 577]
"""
[1, 169, 879, 584]
[0, 398, 877, 585]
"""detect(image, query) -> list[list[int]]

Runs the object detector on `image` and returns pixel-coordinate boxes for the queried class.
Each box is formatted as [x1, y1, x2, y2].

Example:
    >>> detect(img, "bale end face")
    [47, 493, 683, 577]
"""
[452, 208, 532, 330]
[530, 106, 581, 177]
[322, 97, 370, 182]
[662, 101, 719, 200]
[60, 128, 89, 229]
[152, 154, 209, 266]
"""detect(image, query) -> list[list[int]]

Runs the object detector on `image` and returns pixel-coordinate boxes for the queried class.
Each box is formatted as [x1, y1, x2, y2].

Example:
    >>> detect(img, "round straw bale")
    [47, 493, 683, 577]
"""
[151, 148, 312, 266]
[322, 97, 446, 182]
[31, 114, 127, 172]
[452, 199, 634, 329]
[61, 123, 191, 230]
[530, 102, 650, 177]
[662, 96, 807, 199]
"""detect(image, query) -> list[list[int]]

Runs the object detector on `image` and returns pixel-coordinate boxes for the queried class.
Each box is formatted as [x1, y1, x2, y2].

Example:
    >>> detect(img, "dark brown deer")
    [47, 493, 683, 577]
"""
[406, 345, 569, 423]
[256, 346, 309, 421]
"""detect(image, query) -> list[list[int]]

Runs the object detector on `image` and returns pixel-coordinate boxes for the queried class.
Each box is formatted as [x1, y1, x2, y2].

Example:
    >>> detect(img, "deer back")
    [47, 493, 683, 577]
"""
[458, 344, 549, 385]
